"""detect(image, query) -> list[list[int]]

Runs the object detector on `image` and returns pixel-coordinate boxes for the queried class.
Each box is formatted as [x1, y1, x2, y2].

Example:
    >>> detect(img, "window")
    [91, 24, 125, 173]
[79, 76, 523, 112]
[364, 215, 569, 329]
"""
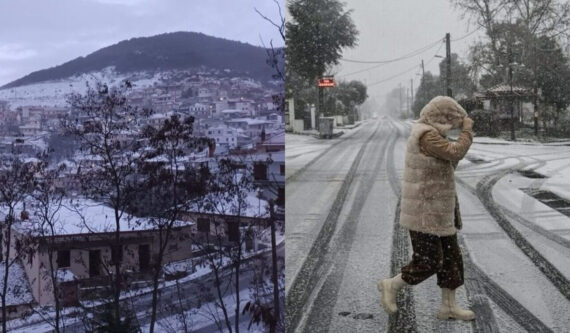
[89, 250, 101, 277]
[277, 187, 285, 206]
[139, 245, 150, 272]
[111, 245, 123, 264]
[57, 250, 70, 268]
[253, 163, 267, 180]
[198, 218, 210, 232]
[227, 220, 240, 242]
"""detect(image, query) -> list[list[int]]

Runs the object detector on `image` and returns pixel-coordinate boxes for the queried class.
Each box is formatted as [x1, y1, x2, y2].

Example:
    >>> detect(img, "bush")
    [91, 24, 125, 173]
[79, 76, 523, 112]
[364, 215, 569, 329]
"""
[469, 109, 499, 136]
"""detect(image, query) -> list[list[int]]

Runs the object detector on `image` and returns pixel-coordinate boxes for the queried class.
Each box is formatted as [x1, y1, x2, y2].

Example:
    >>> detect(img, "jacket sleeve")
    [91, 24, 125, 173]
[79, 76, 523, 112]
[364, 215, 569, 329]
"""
[419, 129, 473, 162]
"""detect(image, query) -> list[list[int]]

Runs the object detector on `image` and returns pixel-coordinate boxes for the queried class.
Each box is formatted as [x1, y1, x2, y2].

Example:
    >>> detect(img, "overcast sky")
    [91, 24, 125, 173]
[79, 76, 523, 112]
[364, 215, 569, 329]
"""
[0, 0, 284, 86]
[331, 0, 485, 105]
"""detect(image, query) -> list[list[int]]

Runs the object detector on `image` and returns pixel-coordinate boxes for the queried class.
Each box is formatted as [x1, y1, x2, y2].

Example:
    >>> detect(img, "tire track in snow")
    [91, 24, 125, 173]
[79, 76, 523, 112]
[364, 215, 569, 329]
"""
[456, 171, 556, 332]
[301, 124, 393, 332]
[458, 234, 552, 333]
[286, 122, 368, 184]
[385, 120, 418, 333]
[285, 122, 384, 333]
[476, 172, 570, 303]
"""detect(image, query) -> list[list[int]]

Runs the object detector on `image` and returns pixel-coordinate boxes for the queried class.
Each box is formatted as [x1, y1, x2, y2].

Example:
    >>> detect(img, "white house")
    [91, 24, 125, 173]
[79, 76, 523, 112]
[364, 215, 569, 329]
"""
[225, 118, 274, 142]
[206, 125, 239, 149]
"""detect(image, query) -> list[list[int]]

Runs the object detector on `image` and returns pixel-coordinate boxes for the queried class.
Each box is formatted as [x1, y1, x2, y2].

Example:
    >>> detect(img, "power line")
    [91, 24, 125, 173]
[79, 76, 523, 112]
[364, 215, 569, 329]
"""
[340, 38, 443, 64]
[340, 27, 481, 65]
[337, 38, 442, 78]
[450, 26, 483, 42]
[366, 42, 444, 88]
[337, 62, 388, 78]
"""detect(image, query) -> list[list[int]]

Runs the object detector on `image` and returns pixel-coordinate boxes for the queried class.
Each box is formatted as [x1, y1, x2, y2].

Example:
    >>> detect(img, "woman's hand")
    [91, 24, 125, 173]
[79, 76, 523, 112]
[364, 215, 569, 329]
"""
[462, 117, 474, 131]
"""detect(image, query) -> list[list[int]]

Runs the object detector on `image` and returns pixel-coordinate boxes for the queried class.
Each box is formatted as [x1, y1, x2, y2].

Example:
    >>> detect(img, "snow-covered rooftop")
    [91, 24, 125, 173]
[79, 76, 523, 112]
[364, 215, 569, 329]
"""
[263, 132, 285, 145]
[187, 192, 269, 218]
[226, 118, 273, 126]
[9, 198, 194, 236]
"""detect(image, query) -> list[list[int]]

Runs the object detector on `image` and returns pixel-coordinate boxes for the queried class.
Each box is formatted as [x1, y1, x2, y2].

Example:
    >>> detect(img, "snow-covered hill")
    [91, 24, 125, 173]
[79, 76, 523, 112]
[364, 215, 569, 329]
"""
[0, 67, 162, 108]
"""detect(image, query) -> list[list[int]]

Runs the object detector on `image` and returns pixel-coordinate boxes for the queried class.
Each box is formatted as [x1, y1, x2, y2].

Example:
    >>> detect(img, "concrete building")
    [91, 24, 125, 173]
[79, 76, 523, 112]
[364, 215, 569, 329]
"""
[3, 200, 195, 307]
[206, 125, 239, 149]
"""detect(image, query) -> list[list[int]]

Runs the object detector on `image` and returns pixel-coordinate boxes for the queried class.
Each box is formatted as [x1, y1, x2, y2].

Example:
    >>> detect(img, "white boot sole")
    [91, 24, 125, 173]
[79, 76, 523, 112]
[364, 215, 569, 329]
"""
[437, 311, 475, 321]
[377, 280, 397, 315]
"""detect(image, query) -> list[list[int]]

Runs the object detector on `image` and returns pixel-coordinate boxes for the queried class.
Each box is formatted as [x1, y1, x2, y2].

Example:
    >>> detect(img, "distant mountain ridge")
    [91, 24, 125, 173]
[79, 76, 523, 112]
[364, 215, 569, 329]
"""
[2, 31, 280, 89]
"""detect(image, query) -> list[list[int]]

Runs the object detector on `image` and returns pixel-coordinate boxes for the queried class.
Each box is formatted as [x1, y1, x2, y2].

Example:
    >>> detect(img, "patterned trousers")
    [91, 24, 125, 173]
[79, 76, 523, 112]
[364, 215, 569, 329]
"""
[400, 230, 464, 290]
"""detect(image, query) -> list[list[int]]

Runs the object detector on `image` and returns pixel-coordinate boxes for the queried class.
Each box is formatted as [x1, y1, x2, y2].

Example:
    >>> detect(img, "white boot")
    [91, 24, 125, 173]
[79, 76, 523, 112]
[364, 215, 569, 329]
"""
[437, 288, 475, 321]
[377, 273, 407, 315]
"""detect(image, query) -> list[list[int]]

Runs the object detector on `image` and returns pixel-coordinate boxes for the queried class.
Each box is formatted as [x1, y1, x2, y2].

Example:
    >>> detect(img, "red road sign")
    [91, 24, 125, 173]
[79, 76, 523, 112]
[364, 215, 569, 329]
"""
[318, 78, 336, 87]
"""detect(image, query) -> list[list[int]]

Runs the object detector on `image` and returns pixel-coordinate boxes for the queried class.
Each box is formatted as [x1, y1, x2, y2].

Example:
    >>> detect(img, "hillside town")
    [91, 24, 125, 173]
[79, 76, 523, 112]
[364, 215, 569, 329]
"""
[0, 66, 285, 332]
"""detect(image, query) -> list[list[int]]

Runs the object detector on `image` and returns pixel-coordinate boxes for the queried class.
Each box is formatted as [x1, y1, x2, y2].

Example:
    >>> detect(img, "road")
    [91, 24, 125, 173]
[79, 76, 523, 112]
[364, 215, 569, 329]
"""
[285, 117, 570, 333]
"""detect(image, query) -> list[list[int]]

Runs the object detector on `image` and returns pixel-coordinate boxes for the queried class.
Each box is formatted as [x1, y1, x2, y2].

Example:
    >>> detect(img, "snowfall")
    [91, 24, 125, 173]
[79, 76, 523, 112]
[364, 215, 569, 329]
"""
[286, 118, 570, 332]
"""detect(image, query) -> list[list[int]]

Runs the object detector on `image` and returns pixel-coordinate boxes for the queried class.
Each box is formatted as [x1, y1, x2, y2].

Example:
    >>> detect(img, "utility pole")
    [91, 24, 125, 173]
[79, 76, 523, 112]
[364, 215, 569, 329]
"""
[399, 83, 402, 116]
[406, 87, 410, 116]
[318, 84, 324, 122]
[445, 33, 452, 97]
[421, 59, 425, 77]
[410, 78, 414, 115]
[508, 42, 516, 141]
[268, 200, 280, 332]
[533, 45, 539, 136]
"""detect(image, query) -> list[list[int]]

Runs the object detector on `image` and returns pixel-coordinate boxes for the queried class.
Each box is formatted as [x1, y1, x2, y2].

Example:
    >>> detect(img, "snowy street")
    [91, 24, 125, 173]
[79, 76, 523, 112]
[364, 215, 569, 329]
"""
[285, 117, 570, 333]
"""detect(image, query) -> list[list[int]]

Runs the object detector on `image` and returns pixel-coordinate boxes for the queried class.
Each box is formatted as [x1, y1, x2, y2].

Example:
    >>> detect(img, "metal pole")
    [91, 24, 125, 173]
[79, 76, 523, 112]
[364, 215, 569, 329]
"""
[508, 43, 516, 141]
[399, 83, 402, 116]
[318, 85, 323, 128]
[269, 200, 280, 331]
[533, 45, 539, 136]
[446, 33, 452, 97]
[410, 78, 414, 116]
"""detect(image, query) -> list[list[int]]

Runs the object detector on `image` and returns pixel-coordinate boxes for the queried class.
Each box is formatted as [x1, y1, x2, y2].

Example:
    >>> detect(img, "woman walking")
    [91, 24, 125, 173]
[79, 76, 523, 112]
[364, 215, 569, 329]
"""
[378, 96, 475, 321]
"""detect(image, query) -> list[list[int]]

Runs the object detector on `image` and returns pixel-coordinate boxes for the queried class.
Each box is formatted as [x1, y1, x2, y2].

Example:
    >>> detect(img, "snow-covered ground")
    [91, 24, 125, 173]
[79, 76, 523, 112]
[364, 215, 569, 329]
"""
[285, 120, 369, 182]
[286, 118, 570, 332]
[0, 261, 34, 306]
[455, 135, 570, 331]
[139, 292, 266, 333]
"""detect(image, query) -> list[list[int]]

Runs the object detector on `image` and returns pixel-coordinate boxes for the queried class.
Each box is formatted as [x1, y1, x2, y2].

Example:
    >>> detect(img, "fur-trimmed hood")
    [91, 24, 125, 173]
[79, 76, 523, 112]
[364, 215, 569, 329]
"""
[417, 96, 468, 135]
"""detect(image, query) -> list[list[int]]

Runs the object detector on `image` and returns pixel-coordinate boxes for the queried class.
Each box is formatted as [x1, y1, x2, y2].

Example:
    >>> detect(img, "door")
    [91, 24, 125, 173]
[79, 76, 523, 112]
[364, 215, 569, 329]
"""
[89, 250, 101, 277]
[139, 244, 150, 272]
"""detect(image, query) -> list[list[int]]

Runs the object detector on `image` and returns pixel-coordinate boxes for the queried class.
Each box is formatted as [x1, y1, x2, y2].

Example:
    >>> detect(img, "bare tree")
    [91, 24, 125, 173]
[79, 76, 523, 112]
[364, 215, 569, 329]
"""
[256, 0, 286, 83]
[508, 0, 570, 38]
[242, 199, 285, 333]
[28, 155, 67, 333]
[450, 0, 511, 64]
[0, 157, 36, 333]
[63, 80, 141, 331]
[189, 156, 257, 333]
[253, 4, 287, 326]
[133, 114, 210, 333]
[256, 0, 286, 114]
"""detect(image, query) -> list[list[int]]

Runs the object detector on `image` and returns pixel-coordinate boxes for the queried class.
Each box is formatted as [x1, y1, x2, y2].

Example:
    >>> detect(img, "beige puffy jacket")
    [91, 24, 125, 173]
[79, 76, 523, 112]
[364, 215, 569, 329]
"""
[399, 96, 473, 236]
